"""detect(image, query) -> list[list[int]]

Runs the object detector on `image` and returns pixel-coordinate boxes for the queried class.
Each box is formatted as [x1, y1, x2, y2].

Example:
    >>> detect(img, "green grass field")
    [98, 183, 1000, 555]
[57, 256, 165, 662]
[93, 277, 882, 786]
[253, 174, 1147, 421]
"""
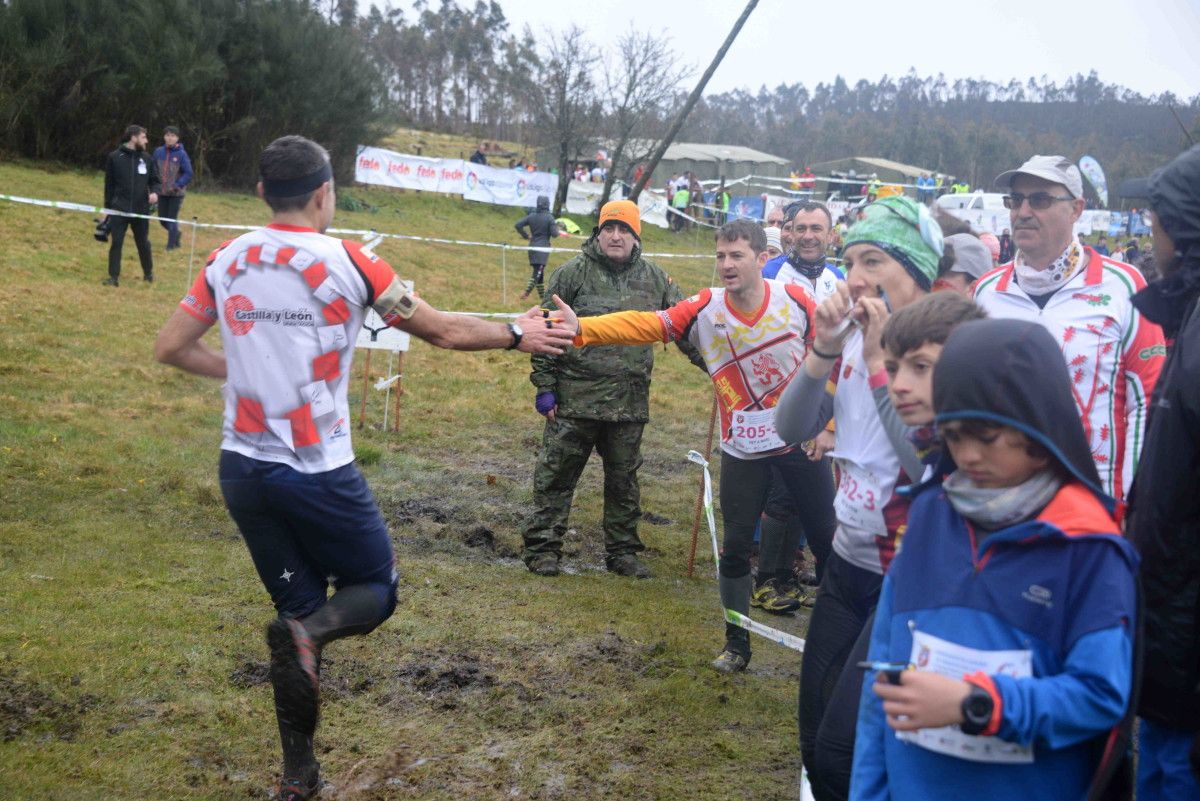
[0, 158, 810, 800]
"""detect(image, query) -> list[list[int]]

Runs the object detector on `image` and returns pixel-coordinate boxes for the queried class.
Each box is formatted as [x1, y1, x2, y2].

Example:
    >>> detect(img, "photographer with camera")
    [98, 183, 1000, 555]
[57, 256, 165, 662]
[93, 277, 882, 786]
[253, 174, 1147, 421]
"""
[101, 124, 161, 286]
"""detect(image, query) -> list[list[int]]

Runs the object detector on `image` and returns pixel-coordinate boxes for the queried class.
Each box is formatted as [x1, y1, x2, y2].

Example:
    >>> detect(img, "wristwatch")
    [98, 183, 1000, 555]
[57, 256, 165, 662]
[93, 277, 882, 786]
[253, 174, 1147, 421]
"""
[506, 321, 524, 350]
[959, 683, 994, 736]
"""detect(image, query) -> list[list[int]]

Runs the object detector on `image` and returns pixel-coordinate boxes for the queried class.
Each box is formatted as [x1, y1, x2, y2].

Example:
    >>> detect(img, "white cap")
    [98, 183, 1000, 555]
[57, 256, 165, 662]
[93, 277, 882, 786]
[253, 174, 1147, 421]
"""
[764, 226, 781, 252]
[994, 155, 1084, 198]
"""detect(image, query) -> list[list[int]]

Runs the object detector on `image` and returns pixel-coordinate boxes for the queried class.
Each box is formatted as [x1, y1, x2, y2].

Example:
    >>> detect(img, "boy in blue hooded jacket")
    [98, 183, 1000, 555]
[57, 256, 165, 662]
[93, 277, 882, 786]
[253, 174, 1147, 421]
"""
[850, 318, 1138, 801]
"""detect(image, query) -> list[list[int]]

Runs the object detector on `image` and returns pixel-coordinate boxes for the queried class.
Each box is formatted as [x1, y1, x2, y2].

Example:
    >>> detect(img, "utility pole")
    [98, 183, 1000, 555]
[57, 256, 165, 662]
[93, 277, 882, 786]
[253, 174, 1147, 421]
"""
[628, 0, 759, 202]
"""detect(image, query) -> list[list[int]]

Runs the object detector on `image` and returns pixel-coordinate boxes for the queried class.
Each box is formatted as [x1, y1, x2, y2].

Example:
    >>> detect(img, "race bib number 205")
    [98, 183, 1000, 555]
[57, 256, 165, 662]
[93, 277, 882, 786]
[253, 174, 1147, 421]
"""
[728, 408, 785, 454]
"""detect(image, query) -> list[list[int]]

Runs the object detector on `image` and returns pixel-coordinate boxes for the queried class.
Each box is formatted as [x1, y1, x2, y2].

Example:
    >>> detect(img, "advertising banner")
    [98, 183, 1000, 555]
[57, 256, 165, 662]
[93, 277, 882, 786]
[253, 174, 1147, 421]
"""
[462, 163, 559, 208]
[355, 146, 466, 194]
[1078, 156, 1109, 208]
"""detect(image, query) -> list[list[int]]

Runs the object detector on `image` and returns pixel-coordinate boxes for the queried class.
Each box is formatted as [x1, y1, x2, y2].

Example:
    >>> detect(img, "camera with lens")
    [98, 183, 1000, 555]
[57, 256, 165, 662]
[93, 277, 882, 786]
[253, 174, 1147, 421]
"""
[94, 217, 111, 242]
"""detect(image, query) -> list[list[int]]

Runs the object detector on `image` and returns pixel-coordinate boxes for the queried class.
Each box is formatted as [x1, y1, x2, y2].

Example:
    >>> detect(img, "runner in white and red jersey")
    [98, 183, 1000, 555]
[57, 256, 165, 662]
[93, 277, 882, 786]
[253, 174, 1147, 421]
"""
[154, 136, 574, 801]
[974, 155, 1164, 506]
[552, 218, 833, 673]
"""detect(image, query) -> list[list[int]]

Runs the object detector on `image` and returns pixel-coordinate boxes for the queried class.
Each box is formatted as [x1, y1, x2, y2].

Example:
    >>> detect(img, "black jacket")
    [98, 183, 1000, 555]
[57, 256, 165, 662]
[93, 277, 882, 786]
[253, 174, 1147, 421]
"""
[1129, 295, 1200, 730]
[104, 144, 161, 214]
[1128, 144, 1200, 731]
[514, 196, 559, 263]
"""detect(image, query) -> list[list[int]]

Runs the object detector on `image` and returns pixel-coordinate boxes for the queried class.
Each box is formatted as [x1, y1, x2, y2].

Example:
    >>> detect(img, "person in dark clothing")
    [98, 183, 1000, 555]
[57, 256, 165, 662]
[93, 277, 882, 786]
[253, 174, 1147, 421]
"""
[469, 142, 488, 165]
[153, 126, 194, 251]
[998, 229, 1014, 263]
[515, 195, 559, 300]
[1125, 239, 1141, 265]
[102, 124, 161, 286]
[1125, 144, 1200, 801]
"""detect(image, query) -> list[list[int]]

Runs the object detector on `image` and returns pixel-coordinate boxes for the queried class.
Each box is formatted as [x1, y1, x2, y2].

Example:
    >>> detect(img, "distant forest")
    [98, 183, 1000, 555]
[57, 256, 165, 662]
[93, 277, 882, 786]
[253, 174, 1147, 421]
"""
[1, 0, 1195, 198]
[680, 73, 1199, 196]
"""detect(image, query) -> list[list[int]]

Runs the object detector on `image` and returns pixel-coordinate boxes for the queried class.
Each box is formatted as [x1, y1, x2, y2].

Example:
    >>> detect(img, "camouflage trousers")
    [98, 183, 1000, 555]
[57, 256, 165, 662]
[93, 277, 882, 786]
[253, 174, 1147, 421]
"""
[521, 416, 646, 562]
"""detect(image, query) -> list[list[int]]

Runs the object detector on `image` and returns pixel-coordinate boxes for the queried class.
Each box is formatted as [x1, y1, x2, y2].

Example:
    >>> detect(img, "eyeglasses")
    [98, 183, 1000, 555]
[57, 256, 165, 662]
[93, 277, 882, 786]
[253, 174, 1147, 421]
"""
[1003, 192, 1076, 210]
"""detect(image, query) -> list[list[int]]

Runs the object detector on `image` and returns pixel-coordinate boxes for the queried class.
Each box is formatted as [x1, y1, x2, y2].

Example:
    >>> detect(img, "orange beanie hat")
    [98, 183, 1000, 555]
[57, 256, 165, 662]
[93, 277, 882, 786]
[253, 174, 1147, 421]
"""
[597, 199, 641, 238]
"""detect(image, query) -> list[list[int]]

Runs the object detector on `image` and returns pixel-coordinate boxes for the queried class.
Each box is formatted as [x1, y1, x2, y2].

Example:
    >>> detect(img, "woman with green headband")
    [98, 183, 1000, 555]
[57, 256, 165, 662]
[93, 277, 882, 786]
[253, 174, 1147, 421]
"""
[775, 195, 944, 801]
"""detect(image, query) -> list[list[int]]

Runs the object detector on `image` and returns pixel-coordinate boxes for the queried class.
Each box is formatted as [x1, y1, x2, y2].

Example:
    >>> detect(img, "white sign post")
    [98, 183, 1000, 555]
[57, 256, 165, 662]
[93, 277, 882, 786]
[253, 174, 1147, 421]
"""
[355, 299, 411, 433]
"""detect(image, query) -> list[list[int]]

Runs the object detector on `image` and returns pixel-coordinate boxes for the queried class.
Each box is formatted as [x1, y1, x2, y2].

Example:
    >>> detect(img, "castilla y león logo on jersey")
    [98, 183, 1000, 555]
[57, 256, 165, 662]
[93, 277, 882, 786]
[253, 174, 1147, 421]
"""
[225, 295, 256, 335]
[751, 353, 784, 385]
[224, 295, 316, 335]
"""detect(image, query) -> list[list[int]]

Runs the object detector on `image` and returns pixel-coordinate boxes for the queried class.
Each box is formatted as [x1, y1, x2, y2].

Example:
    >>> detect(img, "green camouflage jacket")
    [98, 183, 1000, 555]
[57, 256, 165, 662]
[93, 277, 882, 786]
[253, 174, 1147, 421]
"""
[530, 237, 703, 422]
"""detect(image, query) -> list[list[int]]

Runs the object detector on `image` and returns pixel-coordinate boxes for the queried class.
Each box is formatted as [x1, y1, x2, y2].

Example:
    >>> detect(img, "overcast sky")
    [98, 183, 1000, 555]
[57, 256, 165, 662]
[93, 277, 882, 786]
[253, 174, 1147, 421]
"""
[390, 0, 1199, 100]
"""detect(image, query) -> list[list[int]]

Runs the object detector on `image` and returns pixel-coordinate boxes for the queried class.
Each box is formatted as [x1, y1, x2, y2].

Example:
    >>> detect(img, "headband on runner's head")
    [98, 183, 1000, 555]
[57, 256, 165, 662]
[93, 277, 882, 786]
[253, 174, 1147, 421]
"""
[261, 162, 333, 198]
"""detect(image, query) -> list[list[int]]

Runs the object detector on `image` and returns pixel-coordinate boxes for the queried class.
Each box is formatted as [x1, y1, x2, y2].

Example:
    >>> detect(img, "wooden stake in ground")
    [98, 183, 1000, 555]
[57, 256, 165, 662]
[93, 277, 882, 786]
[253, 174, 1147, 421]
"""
[357, 349, 373, 430]
[688, 391, 720, 578]
[628, 0, 760, 203]
[391, 351, 405, 432]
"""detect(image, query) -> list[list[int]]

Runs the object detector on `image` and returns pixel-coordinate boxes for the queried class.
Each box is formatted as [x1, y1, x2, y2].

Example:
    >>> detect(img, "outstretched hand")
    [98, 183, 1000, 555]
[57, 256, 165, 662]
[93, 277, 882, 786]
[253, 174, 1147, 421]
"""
[514, 305, 576, 355]
[550, 294, 580, 338]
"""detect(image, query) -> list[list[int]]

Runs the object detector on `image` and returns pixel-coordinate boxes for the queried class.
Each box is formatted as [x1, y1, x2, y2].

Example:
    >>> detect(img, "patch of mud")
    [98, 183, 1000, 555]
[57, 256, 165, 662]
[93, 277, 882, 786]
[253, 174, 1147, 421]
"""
[390, 498, 450, 525]
[570, 631, 667, 674]
[228, 658, 270, 689]
[0, 670, 98, 742]
[398, 652, 497, 696]
[640, 511, 674, 526]
[463, 525, 495, 550]
[228, 656, 382, 699]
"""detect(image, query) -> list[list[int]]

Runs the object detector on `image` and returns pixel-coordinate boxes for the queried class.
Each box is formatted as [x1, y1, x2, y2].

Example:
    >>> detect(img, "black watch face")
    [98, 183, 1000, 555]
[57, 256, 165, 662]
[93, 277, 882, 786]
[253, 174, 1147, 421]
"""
[966, 692, 992, 722]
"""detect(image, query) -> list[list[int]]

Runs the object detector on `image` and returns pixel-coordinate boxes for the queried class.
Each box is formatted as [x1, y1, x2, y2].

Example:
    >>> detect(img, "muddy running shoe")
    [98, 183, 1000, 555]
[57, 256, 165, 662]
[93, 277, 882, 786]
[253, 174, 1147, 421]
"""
[102, 276, 119, 287]
[606, 553, 652, 579]
[267, 618, 320, 728]
[278, 770, 320, 801]
[778, 580, 808, 606]
[752, 578, 802, 615]
[526, 553, 560, 576]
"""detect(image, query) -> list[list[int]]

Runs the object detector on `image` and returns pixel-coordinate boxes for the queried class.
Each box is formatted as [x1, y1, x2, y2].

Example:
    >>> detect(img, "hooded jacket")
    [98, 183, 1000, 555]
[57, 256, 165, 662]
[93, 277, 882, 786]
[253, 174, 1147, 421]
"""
[514, 195, 559, 262]
[530, 236, 702, 422]
[852, 319, 1138, 801]
[1127, 144, 1200, 732]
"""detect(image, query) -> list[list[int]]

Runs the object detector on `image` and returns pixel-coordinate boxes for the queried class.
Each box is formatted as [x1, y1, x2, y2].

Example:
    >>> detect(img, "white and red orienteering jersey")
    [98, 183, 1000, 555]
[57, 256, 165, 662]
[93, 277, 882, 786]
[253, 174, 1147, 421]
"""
[660, 280, 816, 460]
[774, 262, 842, 304]
[826, 330, 910, 575]
[179, 223, 416, 474]
[973, 246, 1165, 502]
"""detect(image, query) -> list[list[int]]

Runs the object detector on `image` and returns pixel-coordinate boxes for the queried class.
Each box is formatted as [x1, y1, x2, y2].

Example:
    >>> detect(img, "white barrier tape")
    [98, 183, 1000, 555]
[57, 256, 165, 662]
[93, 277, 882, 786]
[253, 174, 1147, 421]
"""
[748, 172, 950, 192]
[726, 609, 806, 653]
[665, 205, 718, 229]
[374, 374, 402, 391]
[686, 449, 807, 654]
[0, 192, 712, 260]
[686, 450, 720, 570]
